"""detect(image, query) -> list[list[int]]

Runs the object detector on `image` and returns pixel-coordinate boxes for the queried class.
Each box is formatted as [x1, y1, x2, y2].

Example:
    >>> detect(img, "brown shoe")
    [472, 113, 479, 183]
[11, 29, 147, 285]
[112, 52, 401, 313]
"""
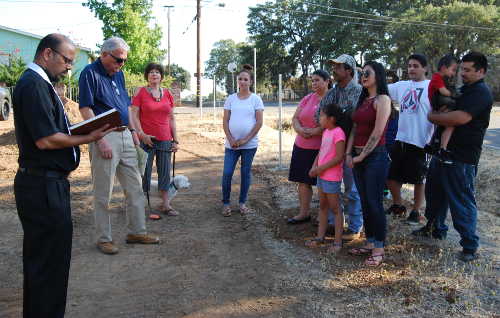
[125, 234, 160, 244]
[96, 241, 119, 255]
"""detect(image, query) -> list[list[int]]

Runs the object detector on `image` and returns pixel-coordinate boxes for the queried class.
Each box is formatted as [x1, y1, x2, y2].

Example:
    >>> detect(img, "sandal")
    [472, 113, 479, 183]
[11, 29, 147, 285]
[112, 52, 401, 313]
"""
[348, 246, 373, 256]
[328, 242, 343, 253]
[148, 213, 162, 220]
[239, 204, 250, 215]
[305, 237, 325, 248]
[365, 253, 384, 267]
[161, 208, 179, 216]
[222, 205, 232, 217]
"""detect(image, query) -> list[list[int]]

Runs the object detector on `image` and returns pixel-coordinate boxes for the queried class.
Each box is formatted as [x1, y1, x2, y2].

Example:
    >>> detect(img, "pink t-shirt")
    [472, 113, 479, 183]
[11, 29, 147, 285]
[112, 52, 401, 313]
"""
[294, 93, 322, 149]
[131, 87, 174, 141]
[318, 126, 345, 181]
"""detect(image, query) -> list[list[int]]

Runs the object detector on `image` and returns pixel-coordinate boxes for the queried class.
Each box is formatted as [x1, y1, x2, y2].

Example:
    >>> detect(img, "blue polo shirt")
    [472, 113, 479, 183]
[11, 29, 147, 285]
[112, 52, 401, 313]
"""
[78, 58, 131, 125]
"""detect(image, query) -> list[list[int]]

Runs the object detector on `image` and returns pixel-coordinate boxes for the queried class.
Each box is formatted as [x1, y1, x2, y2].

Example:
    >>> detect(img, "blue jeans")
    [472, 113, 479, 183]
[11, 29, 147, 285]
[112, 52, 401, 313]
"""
[424, 157, 479, 252]
[222, 148, 257, 205]
[353, 148, 390, 248]
[327, 163, 362, 232]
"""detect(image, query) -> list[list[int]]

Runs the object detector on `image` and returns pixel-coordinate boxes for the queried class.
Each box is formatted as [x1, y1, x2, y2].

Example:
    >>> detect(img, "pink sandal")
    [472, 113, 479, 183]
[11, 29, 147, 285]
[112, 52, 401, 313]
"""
[365, 253, 384, 267]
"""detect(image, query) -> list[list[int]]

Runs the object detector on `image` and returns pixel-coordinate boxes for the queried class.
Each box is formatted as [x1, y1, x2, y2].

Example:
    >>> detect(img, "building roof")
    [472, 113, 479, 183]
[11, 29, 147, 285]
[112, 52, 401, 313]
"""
[0, 24, 93, 53]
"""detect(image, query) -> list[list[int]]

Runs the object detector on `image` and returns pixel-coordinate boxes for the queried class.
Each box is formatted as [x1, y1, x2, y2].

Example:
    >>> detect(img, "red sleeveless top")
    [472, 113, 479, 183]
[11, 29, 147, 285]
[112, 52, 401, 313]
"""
[352, 97, 387, 147]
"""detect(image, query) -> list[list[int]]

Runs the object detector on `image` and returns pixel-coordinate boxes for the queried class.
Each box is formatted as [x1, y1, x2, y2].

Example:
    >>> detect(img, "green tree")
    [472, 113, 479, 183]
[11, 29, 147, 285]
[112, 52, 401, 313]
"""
[169, 64, 190, 91]
[0, 55, 26, 87]
[83, 0, 166, 74]
[204, 39, 242, 94]
[386, 2, 500, 72]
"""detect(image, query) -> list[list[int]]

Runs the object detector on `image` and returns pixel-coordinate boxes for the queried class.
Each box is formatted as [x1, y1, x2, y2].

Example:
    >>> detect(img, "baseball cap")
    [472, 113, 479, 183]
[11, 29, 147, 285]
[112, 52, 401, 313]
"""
[327, 54, 357, 70]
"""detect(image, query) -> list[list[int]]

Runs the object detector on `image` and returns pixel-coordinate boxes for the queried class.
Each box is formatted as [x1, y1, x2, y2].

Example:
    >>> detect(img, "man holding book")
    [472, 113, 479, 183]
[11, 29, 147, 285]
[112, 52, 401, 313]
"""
[79, 36, 159, 255]
[13, 33, 114, 318]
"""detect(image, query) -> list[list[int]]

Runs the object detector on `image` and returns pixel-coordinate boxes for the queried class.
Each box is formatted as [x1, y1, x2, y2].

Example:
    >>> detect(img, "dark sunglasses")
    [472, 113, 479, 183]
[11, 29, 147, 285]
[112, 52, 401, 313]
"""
[51, 48, 74, 66]
[361, 70, 372, 78]
[109, 52, 127, 64]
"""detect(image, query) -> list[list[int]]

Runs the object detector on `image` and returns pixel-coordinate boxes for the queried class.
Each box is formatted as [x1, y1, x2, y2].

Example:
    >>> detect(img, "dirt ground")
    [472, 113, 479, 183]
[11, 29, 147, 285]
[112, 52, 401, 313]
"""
[0, 107, 499, 317]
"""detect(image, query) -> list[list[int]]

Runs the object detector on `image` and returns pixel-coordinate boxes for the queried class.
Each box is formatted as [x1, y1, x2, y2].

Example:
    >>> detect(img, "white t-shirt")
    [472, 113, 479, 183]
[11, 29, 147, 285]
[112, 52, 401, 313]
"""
[388, 80, 434, 148]
[224, 93, 264, 149]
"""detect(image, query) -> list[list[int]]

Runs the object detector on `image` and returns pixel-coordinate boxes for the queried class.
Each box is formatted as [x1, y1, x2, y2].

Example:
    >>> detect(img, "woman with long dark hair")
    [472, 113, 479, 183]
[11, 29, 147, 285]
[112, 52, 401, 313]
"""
[287, 70, 331, 224]
[346, 61, 392, 267]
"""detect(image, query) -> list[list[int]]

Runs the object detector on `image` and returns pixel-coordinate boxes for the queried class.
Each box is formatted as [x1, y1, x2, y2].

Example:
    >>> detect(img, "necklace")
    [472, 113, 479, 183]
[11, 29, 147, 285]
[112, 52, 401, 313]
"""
[146, 86, 163, 102]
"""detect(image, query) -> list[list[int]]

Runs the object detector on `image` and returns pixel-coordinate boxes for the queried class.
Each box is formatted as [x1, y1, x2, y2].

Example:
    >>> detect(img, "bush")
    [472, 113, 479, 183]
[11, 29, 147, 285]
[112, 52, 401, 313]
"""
[0, 55, 26, 87]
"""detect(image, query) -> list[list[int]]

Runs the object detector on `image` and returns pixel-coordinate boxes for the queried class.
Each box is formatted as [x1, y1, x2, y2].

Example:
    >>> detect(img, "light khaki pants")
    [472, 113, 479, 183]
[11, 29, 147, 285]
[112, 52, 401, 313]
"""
[90, 130, 146, 243]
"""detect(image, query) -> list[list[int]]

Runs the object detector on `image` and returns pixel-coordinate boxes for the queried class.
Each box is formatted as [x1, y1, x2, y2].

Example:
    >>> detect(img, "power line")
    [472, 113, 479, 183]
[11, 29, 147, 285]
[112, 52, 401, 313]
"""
[269, 7, 499, 32]
[299, 1, 499, 32]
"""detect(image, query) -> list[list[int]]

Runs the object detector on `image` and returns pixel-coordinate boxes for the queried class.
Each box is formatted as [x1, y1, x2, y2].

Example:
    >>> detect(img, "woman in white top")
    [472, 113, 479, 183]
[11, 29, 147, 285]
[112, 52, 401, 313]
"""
[221, 65, 264, 216]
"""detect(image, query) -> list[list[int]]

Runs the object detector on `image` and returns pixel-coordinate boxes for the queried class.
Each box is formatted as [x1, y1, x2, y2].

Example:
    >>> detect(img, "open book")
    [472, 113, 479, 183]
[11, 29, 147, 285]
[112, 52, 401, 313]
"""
[69, 108, 122, 135]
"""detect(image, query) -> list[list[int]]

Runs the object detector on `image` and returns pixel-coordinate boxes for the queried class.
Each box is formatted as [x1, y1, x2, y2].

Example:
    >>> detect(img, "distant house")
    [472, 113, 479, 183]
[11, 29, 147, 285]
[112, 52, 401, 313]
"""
[0, 24, 93, 75]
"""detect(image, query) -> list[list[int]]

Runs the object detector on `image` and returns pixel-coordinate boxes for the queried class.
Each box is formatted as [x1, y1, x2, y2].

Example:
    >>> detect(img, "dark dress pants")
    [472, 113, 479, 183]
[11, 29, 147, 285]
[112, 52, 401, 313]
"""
[14, 172, 73, 318]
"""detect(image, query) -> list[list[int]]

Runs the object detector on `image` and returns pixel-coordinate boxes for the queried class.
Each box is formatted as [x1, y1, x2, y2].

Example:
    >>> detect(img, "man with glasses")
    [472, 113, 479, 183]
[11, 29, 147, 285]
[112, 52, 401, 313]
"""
[314, 54, 363, 241]
[13, 33, 114, 317]
[79, 36, 159, 255]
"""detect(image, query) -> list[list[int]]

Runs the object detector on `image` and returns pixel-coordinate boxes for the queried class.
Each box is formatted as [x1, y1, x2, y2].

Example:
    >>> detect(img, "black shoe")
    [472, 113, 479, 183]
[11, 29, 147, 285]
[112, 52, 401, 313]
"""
[287, 215, 311, 225]
[458, 251, 479, 262]
[411, 225, 432, 238]
[406, 210, 422, 224]
[437, 148, 454, 165]
[386, 204, 407, 216]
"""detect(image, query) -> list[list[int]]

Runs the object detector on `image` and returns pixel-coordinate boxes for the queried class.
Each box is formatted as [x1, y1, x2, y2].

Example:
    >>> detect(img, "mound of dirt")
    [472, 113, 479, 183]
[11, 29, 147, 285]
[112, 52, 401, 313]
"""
[62, 98, 83, 124]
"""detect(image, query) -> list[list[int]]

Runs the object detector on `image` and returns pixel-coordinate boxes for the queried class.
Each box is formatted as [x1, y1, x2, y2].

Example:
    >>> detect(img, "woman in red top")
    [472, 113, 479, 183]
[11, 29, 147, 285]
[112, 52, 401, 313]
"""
[130, 63, 179, 218]
[345, 61, 392, 267]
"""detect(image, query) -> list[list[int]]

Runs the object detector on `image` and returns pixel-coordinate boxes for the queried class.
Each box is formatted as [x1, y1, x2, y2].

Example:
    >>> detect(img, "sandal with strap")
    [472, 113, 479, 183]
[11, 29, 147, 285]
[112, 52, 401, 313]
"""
[161, 208, 179, 216]
[328, 242, 343, 253]
[365, 253, 384, 267]
[222, 205, 232, 217]
[348, 246, 373, 256]
[239, 204, 250, 215]
[305, 237, 325, 248]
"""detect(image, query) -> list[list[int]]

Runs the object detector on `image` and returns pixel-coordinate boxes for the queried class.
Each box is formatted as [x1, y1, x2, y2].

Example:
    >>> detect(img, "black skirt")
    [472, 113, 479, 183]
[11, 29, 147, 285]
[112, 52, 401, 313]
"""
[288, 144, 320, 185]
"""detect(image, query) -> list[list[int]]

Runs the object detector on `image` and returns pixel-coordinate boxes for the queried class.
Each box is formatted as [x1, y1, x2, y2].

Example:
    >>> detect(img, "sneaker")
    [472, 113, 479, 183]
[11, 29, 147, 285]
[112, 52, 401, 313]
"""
[411, 225, 432, 238]
[406, 210, 422, 224]
[125, 234, 160, 244]
[342, 229, 360, 241]
[96, 241, 119, 255]
[386, 204, 406, 216]
[458, 251, 479, 262]
[437, 148, 454, 165]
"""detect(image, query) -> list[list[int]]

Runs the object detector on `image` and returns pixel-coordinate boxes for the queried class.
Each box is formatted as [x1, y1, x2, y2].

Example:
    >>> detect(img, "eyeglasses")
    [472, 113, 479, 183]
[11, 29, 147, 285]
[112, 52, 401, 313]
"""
[109, 53, 127, 64]
[361, 70, 372, 78]
[111, 80, 120, 96]
[51, 48, 74, 66]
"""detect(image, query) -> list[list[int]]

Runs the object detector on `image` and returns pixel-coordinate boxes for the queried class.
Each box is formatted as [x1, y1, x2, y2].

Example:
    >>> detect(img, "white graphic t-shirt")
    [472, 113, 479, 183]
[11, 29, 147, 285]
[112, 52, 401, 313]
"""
[388, 80, 434, 148]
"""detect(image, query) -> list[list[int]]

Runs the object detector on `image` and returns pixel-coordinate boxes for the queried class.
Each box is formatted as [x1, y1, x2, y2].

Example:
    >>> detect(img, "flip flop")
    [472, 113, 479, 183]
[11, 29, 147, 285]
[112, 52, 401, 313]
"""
[148, 213, 162, 220]
[161, 208, 179, 216]
[365, 253, 384, 267]
[348, 247, 373, 256]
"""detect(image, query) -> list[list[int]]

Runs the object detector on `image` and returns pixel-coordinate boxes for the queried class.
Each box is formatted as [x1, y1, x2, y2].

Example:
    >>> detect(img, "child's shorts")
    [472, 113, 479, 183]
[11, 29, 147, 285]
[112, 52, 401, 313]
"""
[316, 178, 341, 194]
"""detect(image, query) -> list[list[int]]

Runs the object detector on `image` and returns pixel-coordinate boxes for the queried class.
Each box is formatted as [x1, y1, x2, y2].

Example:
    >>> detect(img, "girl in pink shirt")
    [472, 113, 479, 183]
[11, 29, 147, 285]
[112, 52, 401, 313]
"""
[306, 102, 346, 253]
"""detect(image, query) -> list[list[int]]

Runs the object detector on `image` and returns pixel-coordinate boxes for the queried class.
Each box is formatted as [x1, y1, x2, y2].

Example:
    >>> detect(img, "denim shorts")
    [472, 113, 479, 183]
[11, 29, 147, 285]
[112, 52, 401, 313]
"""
[316, 178, 342, 194]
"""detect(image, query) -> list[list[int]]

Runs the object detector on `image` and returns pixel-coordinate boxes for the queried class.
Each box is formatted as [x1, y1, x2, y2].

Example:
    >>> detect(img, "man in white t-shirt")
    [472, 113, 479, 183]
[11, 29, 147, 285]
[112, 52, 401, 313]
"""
[386, 54, 434, 224]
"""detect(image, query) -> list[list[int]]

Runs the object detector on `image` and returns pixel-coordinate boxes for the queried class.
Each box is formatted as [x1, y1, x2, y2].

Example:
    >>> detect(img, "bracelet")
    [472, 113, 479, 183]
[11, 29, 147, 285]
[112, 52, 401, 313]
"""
[172, 140, 179, 144]
[129, 128, 136, 132]
[345, 153, 352, 156]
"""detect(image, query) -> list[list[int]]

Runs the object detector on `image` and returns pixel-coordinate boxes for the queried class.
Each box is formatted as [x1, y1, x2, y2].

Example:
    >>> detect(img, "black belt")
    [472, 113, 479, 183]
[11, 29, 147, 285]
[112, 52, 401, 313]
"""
[18, 167, 69, 179]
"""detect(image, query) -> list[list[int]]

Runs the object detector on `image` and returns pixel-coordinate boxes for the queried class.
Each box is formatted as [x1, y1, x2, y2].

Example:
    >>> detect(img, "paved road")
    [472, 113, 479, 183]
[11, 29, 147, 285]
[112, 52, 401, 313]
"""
[176, 105, 500, 149]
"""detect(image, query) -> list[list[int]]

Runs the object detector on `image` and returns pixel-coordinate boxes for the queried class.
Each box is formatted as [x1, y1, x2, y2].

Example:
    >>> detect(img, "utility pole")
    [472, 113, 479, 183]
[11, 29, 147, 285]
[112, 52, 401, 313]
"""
[196, 0, 202, 112]
[164, 5, 174, 75]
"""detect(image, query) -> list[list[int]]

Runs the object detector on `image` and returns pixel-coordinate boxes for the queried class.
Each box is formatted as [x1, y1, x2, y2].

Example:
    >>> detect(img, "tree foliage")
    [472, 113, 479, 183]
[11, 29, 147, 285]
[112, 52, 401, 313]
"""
[169, 63, 191, 91]
[204, 39, 242, 94]
[0, 55, 26, 87]
[243, 0, 499, 92]
[83, 0, 165, 74]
